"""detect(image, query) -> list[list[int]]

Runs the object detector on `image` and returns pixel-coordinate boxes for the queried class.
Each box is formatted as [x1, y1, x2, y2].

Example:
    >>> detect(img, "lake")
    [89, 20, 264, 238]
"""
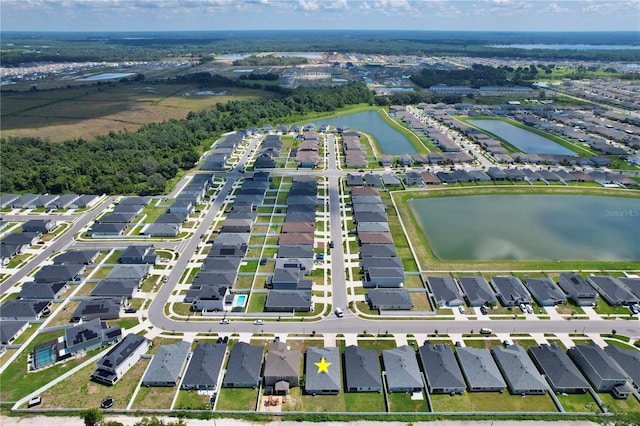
[490, 44, 640, 50]
[316, 110, 417, 155]
[76, 72, 135, 81]
[409, 194, 640, 261]
[467, 119, 577, 156]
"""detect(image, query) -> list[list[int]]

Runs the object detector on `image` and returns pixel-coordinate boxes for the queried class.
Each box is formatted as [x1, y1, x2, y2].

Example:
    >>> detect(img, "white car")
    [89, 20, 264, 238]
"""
[253, 319, 264, 325]
[219, 319, 230, 325]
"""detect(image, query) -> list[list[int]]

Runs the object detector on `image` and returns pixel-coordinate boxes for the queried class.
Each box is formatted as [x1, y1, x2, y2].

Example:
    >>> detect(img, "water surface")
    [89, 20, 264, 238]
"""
[467, 119, 576, 156]
[409, 194, 640, 261]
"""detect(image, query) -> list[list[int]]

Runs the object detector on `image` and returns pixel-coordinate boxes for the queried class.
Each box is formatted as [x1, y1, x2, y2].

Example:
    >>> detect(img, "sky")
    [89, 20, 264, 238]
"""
[1, 0, 639, 32]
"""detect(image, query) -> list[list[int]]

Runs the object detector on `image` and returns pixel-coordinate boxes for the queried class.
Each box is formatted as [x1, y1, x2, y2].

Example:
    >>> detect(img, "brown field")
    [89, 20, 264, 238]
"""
[1, 82, 273, 142]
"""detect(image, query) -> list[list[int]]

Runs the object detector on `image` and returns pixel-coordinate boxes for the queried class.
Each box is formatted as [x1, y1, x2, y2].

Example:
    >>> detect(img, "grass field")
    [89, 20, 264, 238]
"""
[387, 391, 429, 412]
[430, 391, 557, 412]
[1, 82, 273, 142]
[38, 357, 149, 409]
[131, 385, 177, 410]
[557, 392, 601, 413]
[215, 387, 259, 411]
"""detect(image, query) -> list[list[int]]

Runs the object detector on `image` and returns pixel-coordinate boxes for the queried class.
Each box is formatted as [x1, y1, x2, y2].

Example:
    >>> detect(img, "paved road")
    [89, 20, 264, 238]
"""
[143, 131, 640, 340]
[0, 195, 116, 294]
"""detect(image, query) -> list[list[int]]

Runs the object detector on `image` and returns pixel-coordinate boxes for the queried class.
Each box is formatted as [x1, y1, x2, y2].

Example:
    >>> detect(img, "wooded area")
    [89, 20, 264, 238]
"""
[1, 82, 375, 195]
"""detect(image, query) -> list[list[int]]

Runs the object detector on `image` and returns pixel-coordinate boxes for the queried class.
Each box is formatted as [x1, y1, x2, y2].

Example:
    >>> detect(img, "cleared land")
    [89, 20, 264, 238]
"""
[1, 83, 273, 142]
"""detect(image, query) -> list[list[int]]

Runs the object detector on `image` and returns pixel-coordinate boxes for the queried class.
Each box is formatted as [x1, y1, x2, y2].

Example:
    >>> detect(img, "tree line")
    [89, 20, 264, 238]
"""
[1, 81, 375, 196]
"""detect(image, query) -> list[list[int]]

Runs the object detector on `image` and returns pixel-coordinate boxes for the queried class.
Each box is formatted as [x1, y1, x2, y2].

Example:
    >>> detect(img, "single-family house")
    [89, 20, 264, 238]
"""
[263, 341, 301, 394]
[458, 276, 497, 307]
[587, 275, 638, 306]
[91, 334, 151, 386]
[222, 342, 263, 388]
[569, 343, 631, 398]
[604, 345, 640, 391]
[419, 342, 466, 395]
[181, 343, 226, 390]
[491, 276, 532, 307]
[344, 345, 382, 393]
[523, 277, 567, 306]
[366, 289, 413, 310]
[492, 344, 547, 395]
[427, 276, 463, 307]
[557, 273, 598, 306]
[455, 347, 506, 392]
[142, 341, 191, 387]
[383, 345, 423, 393]
[528, 344, 590, 394]
[305, 347, 341, 395]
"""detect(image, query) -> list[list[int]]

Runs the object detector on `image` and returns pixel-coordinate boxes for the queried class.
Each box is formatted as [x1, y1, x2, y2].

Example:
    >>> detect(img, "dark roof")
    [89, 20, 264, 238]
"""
[182, 343, 226, 388]
[142, 341, 191, 385]
[72, 298, 121, 321]
[367, 289, 413, 310]
[455, 346, 506, 390]
[18, 281, 68, 300]
[265, 290, 312, 311]
[1, 299, 51, 320]
[222, 342, 263, 387]
[344, 345, 382, 391]
[458, 276, 497, 306]
[419, 343, 466, 391]
[528, 344, 590, 392]
[491, 276, 532, 305]
[523, 277, 566, 306]
[97, 334, 149, 370]
[588, 275, 638, 305]
[359, 244, 397, 258]
[305, 347, 341, 393]
[492, 344, 547, 394]
[0, 320, 28, 344]
[382, 345, 423, 391]
[91, 280, 139, 298]
[53, 250, 100, 265]
[34, 264, 84, 283]
[604, 345, 640, 388]
[569, 343, 627, 383]
[427, 276, 463, 306]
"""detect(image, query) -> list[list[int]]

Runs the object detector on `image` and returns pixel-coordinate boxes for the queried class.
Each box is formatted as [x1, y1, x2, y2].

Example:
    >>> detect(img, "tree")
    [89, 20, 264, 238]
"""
[134, 416, 186, 426]
[81, 408, 103, 426]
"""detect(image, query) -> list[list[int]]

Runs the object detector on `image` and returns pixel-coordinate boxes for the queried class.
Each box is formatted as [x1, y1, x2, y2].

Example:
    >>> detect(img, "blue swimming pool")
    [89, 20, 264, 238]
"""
[232, 294, 248, 308]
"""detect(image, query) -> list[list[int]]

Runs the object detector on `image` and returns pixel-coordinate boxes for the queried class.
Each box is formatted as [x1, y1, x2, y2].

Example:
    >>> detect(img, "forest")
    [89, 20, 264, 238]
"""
[0, 82, 375, 196]
[2, 30, 639, 66]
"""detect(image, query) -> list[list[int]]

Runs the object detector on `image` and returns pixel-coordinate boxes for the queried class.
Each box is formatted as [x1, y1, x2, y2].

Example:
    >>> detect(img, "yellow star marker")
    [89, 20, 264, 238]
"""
[314, 356, 331, 374]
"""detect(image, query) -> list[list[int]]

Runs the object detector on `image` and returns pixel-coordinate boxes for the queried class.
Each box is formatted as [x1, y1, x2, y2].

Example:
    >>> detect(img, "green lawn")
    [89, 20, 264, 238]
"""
[247, 293, 267, 313]
[357, 339, 397, 353]
[599, 392, 640, 413]
[174, 389, 211, 410]
[430, 391, 557, 412]
[557, 392, 602, 413]
[216, 387, 259, 411]
[343, 391, 386, 412]
[38, 357, 149, 409]
[387, 391, 429, 412]
[131, 385, 177, 409]
[283, 386, 346, 412]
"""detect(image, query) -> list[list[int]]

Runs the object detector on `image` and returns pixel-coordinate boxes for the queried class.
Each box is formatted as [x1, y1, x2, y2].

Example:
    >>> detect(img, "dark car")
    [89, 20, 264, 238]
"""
[101, 397, 114, 409]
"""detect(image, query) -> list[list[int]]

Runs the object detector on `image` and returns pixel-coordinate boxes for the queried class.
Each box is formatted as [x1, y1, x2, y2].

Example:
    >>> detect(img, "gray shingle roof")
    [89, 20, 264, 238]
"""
[305, 347, 341, 394]
[142, 341, 190, 386]
[344, 345, 382, 392]
[455, 347, 506, 391]
[458, 276, 497, 307]
[523, 277, 566, 306]
[382, 345, 423, 391]
[419, 343, 466, 392]
[492, 344, 548, 394]
[427, 276, 463, 307]
[0, 320, 28, 344]
[528, 344, 590, 393]
[182, 343, 226, 389]
[604, 345, 640, 389]
[222, 342, 263, 388]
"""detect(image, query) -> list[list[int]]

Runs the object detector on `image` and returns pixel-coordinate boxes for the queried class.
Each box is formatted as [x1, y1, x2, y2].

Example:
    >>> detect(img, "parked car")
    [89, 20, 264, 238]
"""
[253, 319, 264, 325]
[480, 305, 488, 315]
[28, 396, 42, 408]
[334, 307, 344, 317]
[219, 319, 230, 325]
[100, 397, 114, 409]
[458, 306, 465, 314]
[479, 328, 492, 335]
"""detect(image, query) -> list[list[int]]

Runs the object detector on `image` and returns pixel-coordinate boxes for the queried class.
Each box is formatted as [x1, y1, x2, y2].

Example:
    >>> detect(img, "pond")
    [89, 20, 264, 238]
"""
[409, 194, 640, 261]
[76, 72, 135, 81]
[467, 119, 577, 156]
[316, 110, 416, 155]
